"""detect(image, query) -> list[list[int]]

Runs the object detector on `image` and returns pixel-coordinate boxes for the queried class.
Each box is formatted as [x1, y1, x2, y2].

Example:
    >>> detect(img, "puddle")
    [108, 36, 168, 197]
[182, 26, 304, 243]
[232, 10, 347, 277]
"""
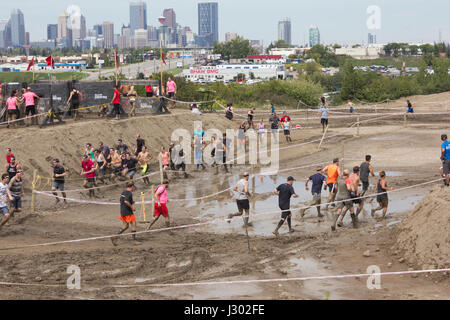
[166, 260, 192, 268]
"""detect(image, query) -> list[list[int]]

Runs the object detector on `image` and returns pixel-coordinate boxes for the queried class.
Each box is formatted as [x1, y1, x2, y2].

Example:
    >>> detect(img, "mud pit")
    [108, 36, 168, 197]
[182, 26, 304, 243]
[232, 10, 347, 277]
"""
[0, 92, 449, 300]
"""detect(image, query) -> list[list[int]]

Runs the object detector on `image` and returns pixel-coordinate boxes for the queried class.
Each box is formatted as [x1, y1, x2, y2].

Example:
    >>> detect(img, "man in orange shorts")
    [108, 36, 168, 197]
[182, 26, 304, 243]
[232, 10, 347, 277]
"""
[147, 180, 170, 230]
[111, 181, 141, 246]
[322, 158, 342, 210]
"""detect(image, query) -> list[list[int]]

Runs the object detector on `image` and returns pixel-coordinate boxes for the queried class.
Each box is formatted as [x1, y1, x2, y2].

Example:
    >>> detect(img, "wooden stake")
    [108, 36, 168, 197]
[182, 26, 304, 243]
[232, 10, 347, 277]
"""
[31, 170, 37, 213]
[141, 192, 146, 222]
[403, 113, 407, 128]
[317, 125, 329, 151]
[356, 115, 360, 137]
[151, 185, 155, 217]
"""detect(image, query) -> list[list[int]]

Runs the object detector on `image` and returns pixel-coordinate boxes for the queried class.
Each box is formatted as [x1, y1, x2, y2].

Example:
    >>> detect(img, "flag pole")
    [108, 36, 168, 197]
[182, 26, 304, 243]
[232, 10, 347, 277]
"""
[160, 40, 164, 96]
[32, 57, 35, 82]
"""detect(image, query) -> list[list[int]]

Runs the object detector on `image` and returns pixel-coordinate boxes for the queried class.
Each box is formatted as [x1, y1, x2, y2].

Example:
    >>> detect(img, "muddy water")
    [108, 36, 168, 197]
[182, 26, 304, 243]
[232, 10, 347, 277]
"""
[173, 172, 427, 237]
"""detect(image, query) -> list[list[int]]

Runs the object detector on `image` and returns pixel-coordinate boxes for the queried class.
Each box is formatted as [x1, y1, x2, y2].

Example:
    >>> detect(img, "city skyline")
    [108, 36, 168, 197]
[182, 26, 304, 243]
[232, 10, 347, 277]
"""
[0, 0, 449, 46]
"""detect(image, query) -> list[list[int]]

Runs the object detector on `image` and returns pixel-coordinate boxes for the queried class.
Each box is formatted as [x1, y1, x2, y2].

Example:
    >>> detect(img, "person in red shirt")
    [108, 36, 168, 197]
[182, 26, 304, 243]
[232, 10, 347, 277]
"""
[111, 85, 122, 120]
[145, 76, 154, 97]
[6, 148, 14, 164]
[80, 155, 97, 198]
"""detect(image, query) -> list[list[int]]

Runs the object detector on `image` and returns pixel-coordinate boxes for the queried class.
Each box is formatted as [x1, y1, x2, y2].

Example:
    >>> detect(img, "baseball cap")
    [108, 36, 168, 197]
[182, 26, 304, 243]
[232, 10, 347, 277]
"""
[169, 142, 175, 147]
[53, 158, 60, 163]
[243, 172, 249, 177]
[287, 176, 296, 182]
[343, 169, 350, 175]
[441, 134, 448, 141]
[316, 166, 323, 171]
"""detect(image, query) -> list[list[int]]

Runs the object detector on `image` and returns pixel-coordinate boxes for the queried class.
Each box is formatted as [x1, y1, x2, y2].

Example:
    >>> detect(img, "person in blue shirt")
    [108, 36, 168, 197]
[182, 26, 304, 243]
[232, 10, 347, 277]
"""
[407, 100, 414, 113]
[269, 103, 275, 115]
[441, 134, 450, 186]
[320, 99, 329, 133]
[300, 166, 326, 218]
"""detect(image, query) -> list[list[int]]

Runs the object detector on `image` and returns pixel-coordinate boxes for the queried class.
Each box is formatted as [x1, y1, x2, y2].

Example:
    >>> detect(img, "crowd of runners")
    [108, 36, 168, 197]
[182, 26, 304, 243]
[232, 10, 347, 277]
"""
[0, 91, 448, 247]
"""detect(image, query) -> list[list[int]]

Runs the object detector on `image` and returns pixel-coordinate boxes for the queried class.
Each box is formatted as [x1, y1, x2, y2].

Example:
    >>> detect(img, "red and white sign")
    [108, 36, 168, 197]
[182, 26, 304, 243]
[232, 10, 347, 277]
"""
[190, 69, 219, 74]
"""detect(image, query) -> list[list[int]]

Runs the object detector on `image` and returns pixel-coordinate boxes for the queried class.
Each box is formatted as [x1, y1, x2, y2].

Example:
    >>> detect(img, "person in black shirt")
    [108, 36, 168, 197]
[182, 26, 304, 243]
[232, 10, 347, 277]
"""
[121, 153, 138, 180]
[269, 113, 280, 144]
[116, 139, 128, 154]
[300, 166, 326, 218]
[111, 181, 140, 246]
[135, 134, 146, 156]
[51, 159, 67, 204]
[273, 176, 298, 236]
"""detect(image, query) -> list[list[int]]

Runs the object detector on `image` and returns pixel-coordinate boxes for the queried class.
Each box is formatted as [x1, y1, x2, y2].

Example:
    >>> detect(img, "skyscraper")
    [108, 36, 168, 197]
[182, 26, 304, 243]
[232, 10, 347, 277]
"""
[130, 2, 147, 35]
[10, 9, 25, 46]
[93, 24, 103, 35]
[368, 33, 377, 45]
[58, 12, 69, 40]
[309, 25, 320, 47]
[198, 2, 218, 47]
[72, 14, 87, 42]
[163, 9, 177, 30]
[102, 21, 114, 48]
[278, 18, 291, 46]
[47, 24, 58, 40]
[0, 19, 11, 49]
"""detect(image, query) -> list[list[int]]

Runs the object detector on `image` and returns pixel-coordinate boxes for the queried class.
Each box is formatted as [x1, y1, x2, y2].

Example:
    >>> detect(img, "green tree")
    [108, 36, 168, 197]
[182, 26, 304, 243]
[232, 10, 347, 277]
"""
[213, 36, 258, 60]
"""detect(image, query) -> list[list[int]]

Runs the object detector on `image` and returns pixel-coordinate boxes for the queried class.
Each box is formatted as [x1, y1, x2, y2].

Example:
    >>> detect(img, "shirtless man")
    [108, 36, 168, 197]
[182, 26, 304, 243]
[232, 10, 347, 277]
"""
[338, 166, 363, 226]
[137, 146, 152, 185]
[110, 148, 123, 181]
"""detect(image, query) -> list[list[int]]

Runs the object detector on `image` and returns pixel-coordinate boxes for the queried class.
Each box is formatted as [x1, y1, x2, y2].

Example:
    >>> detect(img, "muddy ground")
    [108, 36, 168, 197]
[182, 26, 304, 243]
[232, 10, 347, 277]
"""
[0, 92, 449, 300]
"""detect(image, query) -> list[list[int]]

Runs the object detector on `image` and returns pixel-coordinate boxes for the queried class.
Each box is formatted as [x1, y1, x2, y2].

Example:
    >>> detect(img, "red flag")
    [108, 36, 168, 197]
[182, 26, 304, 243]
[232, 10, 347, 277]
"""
[161, 50, 167, 65]
[114, 49, 119, 69]
[45, 55, 55, 69]
[26, 57, 35, 72]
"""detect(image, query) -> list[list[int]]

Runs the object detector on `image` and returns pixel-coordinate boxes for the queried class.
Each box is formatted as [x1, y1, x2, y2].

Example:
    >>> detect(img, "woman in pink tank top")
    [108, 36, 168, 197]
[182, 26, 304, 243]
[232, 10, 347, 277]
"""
[6, 90, 21, 127]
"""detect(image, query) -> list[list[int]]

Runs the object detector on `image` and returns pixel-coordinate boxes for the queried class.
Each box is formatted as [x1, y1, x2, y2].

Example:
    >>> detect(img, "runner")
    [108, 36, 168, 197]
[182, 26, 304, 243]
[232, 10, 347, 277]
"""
[349, 166, 363, 221]
[160, 146, 170, 180]
[273, 176, 298, 236]
[281, 112, 292, 143]
[94, 149, 107, 184]
[110, 148, 123, 181]
[8, 169, 24, 217]
[269, 103, 275, 115]
[99, 141, 111, 159]
[6, 90, 22, 128]
[237, 122, 247, 148]
[359, 155, 374, 196]
[127, 86, 137, 117]
[320, 97, 329, 133]
[168, 142, 176, 171]
[225, 103, 234, 120]
[6, 156, 21, 181]
[122, 153, 139, 180]
[51, 159, 67, 204]
[407, 100, 414, 113]
[147, 179, 170, 230]
[116, 139, 129, 154]
[322, 158, 341, 210]
[348, 99, 354, 113]
[172, 145, 187, 178]
[247, 107, 255, 129]
[111, 181, 141, 246]
[331, 170, 356, 231]
[112, 85, 122, 120]
[440, 134, 450, 187]
[269, 112, 280, 143]
[166, 77, 177, 108]
[301, 166, 326, 218]
[228, 172, 252, 226]
[66, 88, 81, 119]
[6, 148, 14, 164]
[137, 146, 152, 185]
[80, 155, 97, 198]
[214, 137, 229, 174]
[135, 134, 146, 156]
[193, 135, 206, 171]
[85, 143, 95, 161]
[145, 76, 154, 97]
[0, 174, 14, 231]
[22, 87, 39, 125]
[371, 171, 394, 220]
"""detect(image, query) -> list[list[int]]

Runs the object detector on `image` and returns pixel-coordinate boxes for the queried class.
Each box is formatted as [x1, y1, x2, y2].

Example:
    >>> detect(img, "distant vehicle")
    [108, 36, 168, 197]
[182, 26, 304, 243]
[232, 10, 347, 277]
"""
[176, 61, 183, 69]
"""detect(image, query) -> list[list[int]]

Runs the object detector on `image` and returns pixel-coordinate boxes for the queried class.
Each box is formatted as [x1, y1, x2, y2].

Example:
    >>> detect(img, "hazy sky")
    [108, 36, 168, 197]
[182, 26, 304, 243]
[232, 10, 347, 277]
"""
[2, 0, 450, 45]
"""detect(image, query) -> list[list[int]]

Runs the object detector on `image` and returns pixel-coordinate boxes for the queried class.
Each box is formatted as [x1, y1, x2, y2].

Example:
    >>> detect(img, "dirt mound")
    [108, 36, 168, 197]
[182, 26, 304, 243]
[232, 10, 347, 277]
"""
[394, 186, 450, 269]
